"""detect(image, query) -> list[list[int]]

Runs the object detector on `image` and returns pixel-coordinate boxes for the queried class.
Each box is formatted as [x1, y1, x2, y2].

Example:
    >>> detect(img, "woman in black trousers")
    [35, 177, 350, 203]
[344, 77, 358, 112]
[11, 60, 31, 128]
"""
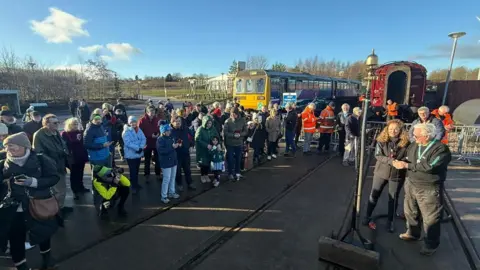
[362, 119, 409, 232]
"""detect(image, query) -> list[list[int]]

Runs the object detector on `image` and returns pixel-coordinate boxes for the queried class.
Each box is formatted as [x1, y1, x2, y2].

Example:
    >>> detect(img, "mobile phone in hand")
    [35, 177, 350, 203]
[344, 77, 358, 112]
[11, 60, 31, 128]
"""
[14, 174, 27, 181]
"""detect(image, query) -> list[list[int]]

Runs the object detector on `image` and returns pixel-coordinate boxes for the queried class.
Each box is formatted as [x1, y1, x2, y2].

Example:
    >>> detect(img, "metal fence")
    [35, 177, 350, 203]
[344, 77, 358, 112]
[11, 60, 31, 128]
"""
[363, 121, 480, 165]
[294, 120, 480, 165]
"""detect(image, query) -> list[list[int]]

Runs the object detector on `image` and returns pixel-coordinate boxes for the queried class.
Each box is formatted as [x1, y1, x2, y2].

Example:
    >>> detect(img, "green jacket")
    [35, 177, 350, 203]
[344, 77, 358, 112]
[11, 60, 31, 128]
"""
[223, 116, 247, 147]
[195, 115, 220, 166]
[33, 127, 69, 174]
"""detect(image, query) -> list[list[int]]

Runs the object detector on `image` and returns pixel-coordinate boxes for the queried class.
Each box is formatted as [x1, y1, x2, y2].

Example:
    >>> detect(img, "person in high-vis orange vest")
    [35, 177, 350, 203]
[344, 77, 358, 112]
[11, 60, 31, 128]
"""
[317, 102, 336, 153]
[386, 99, 398, 121]
[301, 103, 317, 155]
[431, 105, 454, 144]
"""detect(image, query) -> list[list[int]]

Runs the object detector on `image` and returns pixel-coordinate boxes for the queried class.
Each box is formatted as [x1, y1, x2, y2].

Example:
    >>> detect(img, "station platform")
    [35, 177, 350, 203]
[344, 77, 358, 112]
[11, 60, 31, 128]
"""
[0, 148, 474, 269]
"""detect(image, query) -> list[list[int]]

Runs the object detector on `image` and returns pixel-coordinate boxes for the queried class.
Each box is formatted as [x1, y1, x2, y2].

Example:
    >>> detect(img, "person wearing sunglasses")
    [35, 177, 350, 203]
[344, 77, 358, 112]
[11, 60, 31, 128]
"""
[32, 114, 72, 215]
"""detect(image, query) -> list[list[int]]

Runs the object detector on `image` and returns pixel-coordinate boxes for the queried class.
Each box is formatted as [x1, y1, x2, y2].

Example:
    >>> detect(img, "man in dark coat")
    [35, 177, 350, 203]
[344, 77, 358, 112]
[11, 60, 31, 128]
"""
[23, 111, 42, 142]
[284, 102, 297, 157]
[0, 110, 23, 135]
[394, 122, 451, 256]
[68, 98, 78, 117]
[77, 100, 91, 129]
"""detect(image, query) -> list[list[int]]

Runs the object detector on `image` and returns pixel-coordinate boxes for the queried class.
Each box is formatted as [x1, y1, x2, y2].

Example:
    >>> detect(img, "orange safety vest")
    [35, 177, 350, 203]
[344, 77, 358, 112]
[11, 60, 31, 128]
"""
[387, 103, 398, 116]
[318, 106, 335, 133]
[301, 107, 317, 134]
[432, 109, 454, 144]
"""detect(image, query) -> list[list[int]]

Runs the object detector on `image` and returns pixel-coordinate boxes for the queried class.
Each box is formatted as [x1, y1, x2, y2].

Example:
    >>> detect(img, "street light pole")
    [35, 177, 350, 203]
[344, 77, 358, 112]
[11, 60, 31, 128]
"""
[442, 32, 466, 105]
[28, 61, 38, 103]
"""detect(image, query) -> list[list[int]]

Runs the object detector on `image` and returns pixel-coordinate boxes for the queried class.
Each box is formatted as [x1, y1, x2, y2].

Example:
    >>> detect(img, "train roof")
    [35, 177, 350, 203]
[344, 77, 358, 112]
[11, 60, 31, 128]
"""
[236, 69, 361, 83]
[376, 61, 427, 72]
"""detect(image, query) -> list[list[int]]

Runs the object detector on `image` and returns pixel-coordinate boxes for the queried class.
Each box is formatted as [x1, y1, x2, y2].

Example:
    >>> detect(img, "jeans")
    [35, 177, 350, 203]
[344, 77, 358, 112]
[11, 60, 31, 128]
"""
[54, 173, 67, 208]
[226, 145, 242, 176]
[126, 158, 141, 189]
[317, 133, 332, 151]
[161, 166, 177, 199]
[285, 130, 296, 153]
[70, 162, 86, 193]
[144, 148, 160, 176]
[176, 154, 193, 186]
[303, 132, 313, 152]
[404, 180, 443, 249]
[365, 176, 404, 221]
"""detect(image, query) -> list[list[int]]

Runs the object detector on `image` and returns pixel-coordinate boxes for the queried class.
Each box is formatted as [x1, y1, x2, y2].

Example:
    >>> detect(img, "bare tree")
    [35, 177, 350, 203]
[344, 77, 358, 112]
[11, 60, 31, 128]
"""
[246, 55, 269, 70]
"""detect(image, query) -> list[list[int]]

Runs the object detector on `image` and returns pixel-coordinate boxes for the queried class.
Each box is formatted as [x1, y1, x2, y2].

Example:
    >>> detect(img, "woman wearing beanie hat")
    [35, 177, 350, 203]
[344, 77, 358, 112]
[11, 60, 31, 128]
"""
[156, 123, 179, 203]
[0, 132, 60, 270]
[122, 115, 146, 194]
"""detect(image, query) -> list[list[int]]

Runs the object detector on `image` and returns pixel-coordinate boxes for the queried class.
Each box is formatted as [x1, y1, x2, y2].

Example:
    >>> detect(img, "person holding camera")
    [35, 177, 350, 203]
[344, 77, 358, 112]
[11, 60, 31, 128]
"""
[139, 106, 161, 182]
[92, 165, 130, 218]
[171, 116, 195, 192]
[157, 122, 180, 204]
[0, 132, 60, 270]
[122, 116, 146, 194]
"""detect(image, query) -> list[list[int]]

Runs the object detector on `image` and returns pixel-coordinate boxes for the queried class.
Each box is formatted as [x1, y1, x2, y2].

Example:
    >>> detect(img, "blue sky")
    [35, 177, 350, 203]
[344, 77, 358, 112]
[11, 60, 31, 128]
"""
[1, 0, 479, 78]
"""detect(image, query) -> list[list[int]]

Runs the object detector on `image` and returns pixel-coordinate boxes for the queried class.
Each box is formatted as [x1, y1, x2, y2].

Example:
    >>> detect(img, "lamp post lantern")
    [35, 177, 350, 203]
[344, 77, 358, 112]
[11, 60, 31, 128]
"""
[442, 31, 466, 105]
[355, 49, 379, 227]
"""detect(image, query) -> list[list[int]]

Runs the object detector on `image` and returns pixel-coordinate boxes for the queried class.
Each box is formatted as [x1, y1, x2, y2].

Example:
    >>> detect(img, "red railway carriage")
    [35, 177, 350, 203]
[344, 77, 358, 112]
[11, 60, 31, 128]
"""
[370, 61, 427, 111]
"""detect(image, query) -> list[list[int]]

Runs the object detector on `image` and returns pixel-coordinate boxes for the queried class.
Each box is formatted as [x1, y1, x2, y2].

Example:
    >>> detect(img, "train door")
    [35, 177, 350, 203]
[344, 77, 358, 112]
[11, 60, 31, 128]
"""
[387, 71, 408, 104]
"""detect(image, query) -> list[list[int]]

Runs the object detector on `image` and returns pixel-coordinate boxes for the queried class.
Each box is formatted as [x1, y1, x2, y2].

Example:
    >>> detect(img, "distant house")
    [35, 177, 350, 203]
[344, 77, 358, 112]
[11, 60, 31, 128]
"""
[207, 74, 234, 94]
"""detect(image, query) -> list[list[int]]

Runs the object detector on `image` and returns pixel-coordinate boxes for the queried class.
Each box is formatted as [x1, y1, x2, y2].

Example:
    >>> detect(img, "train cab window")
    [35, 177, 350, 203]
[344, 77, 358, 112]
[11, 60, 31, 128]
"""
[246, 79, 254, 93]
[236, 79, 245, 93]
[256, 78, 265, 93]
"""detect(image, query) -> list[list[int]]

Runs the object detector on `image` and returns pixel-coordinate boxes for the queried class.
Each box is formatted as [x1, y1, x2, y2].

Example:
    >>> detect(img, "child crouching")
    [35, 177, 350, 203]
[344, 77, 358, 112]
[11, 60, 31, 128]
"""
[157, 122, 180, 203]
[92, 165, 130, 218]
[209, 136, 224, 187]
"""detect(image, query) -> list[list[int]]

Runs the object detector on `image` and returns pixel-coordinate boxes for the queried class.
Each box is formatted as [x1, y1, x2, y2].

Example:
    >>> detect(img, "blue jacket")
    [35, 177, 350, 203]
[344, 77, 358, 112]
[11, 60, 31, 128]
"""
[83, 122, 110, 162]
[171, 125, 192, 157]
[122, 125, 147, 159]
[409, 115, 445, 142]
[156, 135, 178, 168]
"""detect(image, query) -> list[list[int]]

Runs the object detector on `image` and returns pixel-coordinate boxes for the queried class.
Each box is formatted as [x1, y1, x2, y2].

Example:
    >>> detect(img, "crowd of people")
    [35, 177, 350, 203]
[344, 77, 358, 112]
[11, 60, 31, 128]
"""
[0, 95, 457, 268]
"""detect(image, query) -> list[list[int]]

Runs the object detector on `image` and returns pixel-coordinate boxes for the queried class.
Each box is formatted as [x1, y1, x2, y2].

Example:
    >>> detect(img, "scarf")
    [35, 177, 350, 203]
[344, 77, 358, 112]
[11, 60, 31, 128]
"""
[7, 149, 31, 167]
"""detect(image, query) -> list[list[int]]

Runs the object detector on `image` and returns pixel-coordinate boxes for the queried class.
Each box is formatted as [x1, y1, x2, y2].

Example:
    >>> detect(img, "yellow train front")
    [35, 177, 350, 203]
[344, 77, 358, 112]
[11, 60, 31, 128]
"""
[233, 69, 361, 112]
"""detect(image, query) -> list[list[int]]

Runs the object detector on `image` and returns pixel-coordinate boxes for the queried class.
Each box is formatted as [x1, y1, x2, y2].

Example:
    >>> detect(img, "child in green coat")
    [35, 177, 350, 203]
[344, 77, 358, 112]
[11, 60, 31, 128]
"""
[209, 136, 224, 187]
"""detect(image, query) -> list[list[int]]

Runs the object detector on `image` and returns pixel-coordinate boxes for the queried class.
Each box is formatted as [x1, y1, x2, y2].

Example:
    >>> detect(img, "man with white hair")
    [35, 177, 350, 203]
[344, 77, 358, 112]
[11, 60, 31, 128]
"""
[284, 102, 298, 156]
[431, 105, 454, 144]
[409, 106, 445, 142]
[343, 107, 361, 166]
[336, 103, 351, 157]
[393, 123, 451, 256]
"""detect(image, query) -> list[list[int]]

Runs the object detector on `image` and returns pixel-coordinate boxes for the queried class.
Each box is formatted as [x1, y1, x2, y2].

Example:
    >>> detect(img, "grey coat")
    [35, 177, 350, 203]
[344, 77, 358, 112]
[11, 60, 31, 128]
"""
[265, 117, 281, 142]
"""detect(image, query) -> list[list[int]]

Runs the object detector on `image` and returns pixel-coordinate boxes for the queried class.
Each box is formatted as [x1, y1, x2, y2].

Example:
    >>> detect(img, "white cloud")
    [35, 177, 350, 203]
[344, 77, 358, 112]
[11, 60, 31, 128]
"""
[30, 7, 89, 43]
[78, 44, 104, 54]
[101, 43, 141, 61]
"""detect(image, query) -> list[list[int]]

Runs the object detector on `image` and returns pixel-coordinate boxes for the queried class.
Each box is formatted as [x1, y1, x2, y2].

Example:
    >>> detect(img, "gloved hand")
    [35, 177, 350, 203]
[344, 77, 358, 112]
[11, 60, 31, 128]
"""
[14, 177, 37, 187]
[136, 148, 143, 154]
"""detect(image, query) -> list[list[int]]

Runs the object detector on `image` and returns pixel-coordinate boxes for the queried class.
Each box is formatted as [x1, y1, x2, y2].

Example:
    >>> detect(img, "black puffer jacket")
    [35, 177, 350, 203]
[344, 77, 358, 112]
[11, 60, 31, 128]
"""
[0, 152, 60, 247]
[374, 139, 409, 180]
